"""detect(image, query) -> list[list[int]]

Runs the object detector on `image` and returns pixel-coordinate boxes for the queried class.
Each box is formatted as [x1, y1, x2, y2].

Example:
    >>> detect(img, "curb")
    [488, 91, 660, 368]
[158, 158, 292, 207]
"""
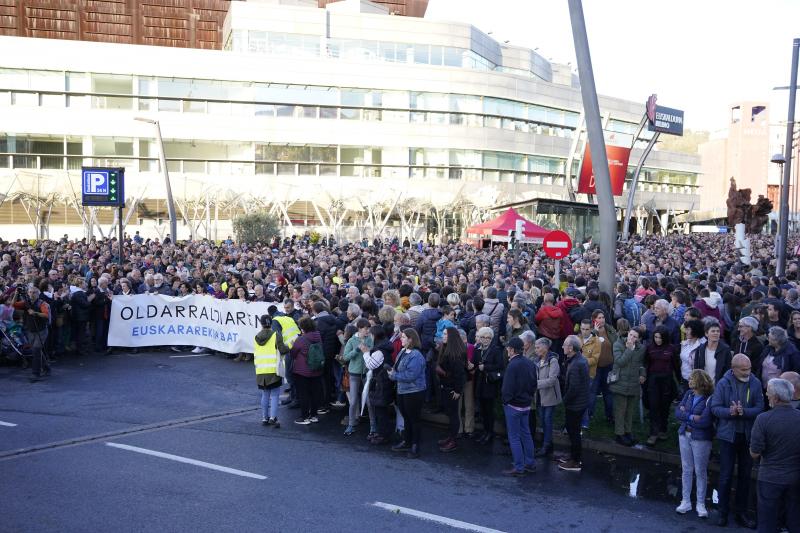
[420, 411, 726, 472]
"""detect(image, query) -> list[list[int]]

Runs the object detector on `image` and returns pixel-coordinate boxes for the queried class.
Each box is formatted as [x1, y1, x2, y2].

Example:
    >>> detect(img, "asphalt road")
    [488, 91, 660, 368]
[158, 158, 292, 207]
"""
[0, 351, 743, 533]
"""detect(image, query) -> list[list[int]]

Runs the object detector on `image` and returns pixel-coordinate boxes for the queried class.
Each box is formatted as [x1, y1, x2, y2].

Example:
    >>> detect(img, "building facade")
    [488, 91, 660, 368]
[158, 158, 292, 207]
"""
[0, 0, 700, 241]
[698, 101, 770, 219]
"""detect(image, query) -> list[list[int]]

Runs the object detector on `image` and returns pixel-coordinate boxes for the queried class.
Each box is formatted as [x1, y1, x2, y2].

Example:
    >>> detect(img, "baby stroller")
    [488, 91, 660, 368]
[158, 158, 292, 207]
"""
[0, 320, 29, 366]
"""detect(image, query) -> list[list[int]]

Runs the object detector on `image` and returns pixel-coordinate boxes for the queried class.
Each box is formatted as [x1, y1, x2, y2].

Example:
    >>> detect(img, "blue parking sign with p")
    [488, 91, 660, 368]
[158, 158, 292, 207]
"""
[81, 167, 125, 207]
[85, 171, 109, 194]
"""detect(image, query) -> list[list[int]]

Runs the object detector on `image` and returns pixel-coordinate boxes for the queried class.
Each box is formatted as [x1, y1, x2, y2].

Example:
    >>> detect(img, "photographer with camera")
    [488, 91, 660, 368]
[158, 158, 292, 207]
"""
[12, 284, 51, 380]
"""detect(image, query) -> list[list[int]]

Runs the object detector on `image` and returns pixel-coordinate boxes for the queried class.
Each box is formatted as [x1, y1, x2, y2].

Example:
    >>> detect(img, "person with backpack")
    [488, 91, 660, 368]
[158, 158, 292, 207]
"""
[535, 293, 566, 356]
[674, 369, 715, 519]
[290, 316, 324, 426]
[614, 283, 643, 327]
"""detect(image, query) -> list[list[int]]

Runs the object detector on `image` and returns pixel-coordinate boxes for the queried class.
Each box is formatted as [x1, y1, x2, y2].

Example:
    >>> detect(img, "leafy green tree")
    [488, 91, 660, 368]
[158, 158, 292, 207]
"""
[231, 211, 280, 244]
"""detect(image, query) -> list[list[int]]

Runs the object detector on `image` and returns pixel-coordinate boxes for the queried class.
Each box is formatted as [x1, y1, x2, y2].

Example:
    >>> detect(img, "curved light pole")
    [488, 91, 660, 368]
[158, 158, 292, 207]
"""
[134, 117, 177, 243]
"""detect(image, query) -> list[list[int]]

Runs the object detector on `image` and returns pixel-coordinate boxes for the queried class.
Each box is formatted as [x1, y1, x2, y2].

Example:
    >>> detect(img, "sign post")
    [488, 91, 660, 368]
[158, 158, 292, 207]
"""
[621, 94, 685, 241]
[82, 167, 126, 264]
[543, 230, 573, 290]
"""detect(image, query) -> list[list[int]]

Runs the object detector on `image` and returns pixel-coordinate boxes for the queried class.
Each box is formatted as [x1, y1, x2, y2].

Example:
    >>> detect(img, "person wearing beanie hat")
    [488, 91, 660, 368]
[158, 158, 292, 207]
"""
[501, 334, 537, 476]
[732, 316, 765, 380]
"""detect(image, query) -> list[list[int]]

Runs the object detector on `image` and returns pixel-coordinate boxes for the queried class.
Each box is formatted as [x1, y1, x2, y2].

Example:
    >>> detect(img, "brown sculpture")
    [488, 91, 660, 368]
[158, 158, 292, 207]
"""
[726, 177, 773, 233]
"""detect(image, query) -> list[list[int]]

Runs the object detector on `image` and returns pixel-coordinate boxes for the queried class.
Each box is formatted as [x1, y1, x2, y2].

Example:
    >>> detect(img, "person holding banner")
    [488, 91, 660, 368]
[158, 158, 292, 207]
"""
[254, 313, 286, 428]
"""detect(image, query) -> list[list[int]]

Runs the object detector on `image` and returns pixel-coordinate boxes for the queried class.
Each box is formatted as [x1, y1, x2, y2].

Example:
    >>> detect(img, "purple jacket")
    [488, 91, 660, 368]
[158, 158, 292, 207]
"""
[290, 331, 323, 377]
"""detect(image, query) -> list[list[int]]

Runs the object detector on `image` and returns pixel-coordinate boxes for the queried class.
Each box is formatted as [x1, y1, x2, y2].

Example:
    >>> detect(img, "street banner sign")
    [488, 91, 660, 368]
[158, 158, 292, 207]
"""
[543, 230, 573, 259]
[82, 167, 125, 207]
[577, 144, 631, 196]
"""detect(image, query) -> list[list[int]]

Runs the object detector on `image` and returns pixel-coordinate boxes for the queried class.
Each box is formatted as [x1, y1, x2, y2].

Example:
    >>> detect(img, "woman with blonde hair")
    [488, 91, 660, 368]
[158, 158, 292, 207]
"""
[674, 368, 714, 519]
[383, 289, 403, 313]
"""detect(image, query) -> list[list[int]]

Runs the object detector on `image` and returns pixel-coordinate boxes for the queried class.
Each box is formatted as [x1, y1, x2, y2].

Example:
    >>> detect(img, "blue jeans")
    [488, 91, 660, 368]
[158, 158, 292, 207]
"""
[538, 405, 554, 447]
[717, 433, 753, 517]
[504, 405, 535, 472]
[333, 364, 346, 402]
[261, 387, 280, 419]
[587, 366, 614, 422]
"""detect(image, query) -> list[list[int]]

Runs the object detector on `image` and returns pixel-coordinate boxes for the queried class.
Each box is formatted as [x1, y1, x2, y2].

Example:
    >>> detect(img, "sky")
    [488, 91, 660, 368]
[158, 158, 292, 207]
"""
[425, 0, 800, 132]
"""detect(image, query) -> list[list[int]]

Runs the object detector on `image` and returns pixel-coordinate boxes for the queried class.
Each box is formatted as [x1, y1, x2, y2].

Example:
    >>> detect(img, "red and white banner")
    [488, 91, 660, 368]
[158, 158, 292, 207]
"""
[577, 144, 631, 197]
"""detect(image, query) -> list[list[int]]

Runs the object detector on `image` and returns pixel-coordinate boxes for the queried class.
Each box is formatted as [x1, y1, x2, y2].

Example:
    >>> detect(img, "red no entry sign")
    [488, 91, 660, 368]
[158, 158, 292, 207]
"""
[542, 230, 573, 259]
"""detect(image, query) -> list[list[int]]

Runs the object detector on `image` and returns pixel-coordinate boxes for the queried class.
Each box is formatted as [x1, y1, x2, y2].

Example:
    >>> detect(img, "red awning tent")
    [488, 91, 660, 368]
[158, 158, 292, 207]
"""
[465, 208, 550, 243]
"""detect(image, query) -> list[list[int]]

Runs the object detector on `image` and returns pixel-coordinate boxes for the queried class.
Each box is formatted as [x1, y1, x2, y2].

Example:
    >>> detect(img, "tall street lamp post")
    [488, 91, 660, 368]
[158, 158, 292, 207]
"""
[134, 117, 178, 243]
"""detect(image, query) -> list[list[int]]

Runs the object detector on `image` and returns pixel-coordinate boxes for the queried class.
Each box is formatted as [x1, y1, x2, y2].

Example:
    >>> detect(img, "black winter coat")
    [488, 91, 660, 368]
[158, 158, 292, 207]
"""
[438, 350, 467, 395]
[692, 341, 733, 383]
[563, 354, 590, 412]
[474, 342, 504, 400]
[368, 341, 396, 407]
[70, 290, 90, 322]
[314, 312, 345, 358]
[416, 308, 443, 353]
[90, 288, 111, 321]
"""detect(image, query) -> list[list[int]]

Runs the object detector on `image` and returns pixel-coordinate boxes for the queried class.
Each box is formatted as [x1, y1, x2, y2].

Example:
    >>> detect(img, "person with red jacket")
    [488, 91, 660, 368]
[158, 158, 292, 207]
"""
[535, 293, 566, 355]
[556, 293, 581, 339]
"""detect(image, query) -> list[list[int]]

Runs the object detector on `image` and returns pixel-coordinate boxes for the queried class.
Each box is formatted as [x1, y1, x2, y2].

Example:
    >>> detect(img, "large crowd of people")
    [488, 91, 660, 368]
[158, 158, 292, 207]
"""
[3, 230, 800, 530]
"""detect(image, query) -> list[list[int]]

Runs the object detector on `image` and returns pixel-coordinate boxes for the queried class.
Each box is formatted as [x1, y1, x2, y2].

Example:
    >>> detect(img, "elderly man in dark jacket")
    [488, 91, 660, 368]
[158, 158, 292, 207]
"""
[501, 337, 537, 476]
[710, 354, 763, 528]
[560, 334, 589, 472]
[749, 378, 800, 533]
[643, 299, 681, 345]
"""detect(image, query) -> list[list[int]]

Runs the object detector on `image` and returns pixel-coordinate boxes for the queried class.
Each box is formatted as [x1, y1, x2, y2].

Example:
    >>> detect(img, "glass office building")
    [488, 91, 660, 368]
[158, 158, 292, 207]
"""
[0, 0, 700, 240]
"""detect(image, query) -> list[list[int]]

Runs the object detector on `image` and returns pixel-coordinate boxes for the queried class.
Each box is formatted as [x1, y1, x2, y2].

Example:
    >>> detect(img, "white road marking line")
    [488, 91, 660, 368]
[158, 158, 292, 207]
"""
[105, 442, 266, 480]
[0, 421, 18, 427]
[169, 354, 209, 358]
[371, 502, 506, 533]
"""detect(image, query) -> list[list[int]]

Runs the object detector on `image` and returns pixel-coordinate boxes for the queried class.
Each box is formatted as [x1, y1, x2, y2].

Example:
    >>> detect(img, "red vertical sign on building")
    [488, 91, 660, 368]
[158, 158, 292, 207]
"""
[577, 144, 632, 196]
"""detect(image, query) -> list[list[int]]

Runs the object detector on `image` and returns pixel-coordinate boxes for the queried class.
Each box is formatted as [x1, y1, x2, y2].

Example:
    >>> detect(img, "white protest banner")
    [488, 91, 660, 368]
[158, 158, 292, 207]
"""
[108, 294, 272, 353]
